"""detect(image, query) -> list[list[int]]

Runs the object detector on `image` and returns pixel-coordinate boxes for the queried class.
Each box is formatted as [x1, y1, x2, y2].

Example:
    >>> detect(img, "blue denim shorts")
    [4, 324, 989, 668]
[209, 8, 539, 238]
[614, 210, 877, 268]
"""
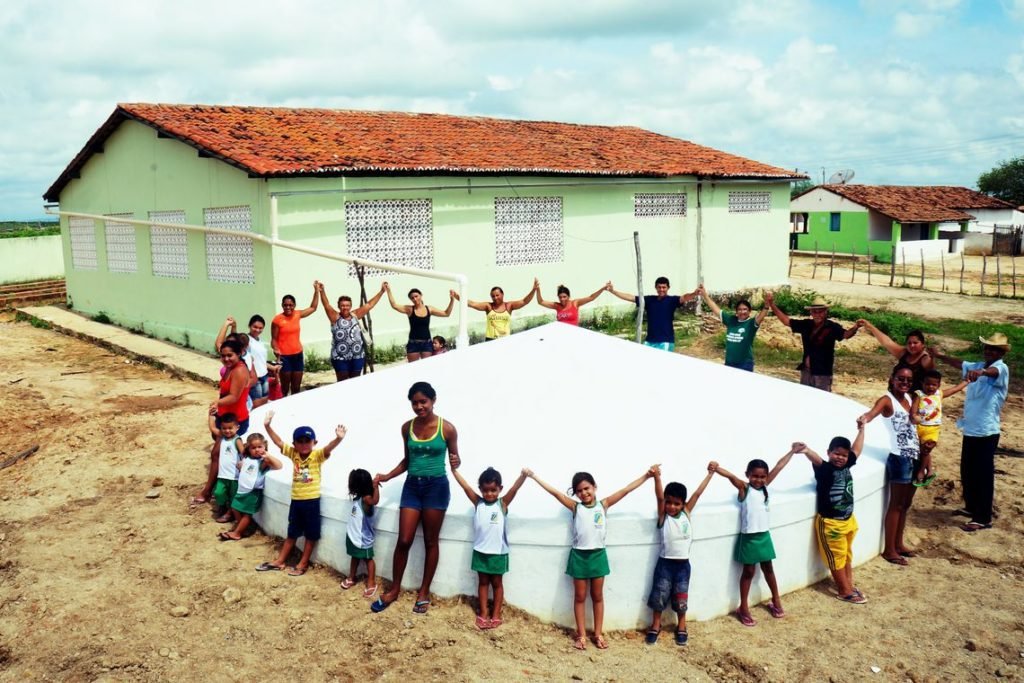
[280, 352, 304, 373]
[287, 497, 321, 540]
[886, 453, 917, 485]
[647, 557, 691, 613]
[406, 339, 433, 354]
[400, 475, 451, 511]
[331, 357, 365, 375]
[248, 375, 269, 400]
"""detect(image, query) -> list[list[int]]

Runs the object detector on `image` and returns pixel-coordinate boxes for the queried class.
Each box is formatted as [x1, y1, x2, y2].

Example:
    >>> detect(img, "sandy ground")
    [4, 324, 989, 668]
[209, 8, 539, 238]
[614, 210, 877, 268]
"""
[1, 293, 1023, 682]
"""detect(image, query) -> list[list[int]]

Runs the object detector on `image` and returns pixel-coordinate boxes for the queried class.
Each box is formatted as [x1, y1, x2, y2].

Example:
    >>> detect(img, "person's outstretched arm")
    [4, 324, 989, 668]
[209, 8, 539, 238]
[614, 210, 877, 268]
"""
[501, 469, 530, 508]
[851, 422, 866, 456]
[696, 284, 722, 319]
[322, 424, 347, 458]
[207, 406, 222, 438]
[678, 289, 699, 306]
[942, 379, 971, 398]
[711, 461, 746, 495]
[764, 291, 791, 327]
[507, 278, 539, 311]
[384, 282, 411, 314]
[574, 282, 610, 308]
[799, 443, 823, 467]
[607, 283, 638, 303]
[857, 319, 902, 358]
[754, 297, 769, 326]
[451, 467, 480, 505]
[535, 284, 556, 310]
[429, 290, 457, 318]
[299, 282, 320, 318]
[452, 290, 491, 312]
[353, 284, 386, 318]
[683, 465, 716, 515]
[653, 465, 665, 524]
[215, 316, 236, 353]
[602, 465, 657, 509]
[375, 426, 410, 485]
[766, 444, 801, 485]
[929, 345, 964, 371]
[365, 478, 381, 507]
[857, 395, 892, 428]
[319, 283, 340, 324]
[842, 320, 863, 340]
[524, 469, 576, 511]
[263, 411, 285, 451]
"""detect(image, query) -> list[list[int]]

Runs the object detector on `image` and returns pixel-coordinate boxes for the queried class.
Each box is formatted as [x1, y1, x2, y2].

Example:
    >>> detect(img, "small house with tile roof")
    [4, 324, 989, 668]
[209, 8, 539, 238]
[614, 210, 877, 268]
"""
[790, 184, 1020, 263]
[45, 103, 801, 352]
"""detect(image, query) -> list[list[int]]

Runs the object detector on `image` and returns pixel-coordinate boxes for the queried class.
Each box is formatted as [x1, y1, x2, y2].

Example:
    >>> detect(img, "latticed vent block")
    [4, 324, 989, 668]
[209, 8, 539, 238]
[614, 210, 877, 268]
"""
[344, 199, 434, 278]
[204, 206, 254, 284]
[728, 191, 772, 213]
[104, 213, 137, 273]
[149, 210, 189, 279]
[634, 192, 686, 217]
[494, 197, 563, 266]
[69, 216, 98, 270]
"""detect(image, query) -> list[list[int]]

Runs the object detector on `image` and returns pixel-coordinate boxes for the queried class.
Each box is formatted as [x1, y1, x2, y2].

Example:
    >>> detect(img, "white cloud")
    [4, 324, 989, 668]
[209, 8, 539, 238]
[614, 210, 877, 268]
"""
[892, 11, 946, 37]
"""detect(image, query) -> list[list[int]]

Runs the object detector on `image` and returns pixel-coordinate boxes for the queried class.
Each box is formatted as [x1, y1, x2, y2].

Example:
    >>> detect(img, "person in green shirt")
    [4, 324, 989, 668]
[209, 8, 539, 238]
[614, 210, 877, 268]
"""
[696, 285, 768, 372]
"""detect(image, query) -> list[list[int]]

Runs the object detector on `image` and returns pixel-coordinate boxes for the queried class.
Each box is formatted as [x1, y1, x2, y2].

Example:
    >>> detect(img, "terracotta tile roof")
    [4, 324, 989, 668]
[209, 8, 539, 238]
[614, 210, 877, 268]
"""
[45, 104, 802, 201]
[815, 184, 1015, 223]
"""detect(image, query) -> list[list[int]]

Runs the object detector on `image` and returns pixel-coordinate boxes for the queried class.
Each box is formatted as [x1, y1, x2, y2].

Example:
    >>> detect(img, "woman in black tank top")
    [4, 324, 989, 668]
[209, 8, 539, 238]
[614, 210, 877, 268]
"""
[858, 320, 933, 391]
[385, 283, 457, 362]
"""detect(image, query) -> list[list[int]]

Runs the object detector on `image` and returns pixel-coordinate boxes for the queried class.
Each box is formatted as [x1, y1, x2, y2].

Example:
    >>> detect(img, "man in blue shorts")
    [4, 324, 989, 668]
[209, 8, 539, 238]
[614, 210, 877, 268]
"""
[610, 276, 698, 351]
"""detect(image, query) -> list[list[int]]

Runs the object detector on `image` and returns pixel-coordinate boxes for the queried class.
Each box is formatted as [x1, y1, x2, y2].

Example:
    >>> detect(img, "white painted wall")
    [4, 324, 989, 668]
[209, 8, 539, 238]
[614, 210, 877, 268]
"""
[790, 187, 868, 213]
[253, 324, 887, 629]
[891, 239, 953, 264]
[0, 235, 65, 283]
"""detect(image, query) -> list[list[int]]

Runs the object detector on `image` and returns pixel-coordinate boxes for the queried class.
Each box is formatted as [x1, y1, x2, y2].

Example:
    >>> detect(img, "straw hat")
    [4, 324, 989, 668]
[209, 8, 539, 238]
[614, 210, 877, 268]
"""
[979, 332, 1011, 350]
[804, 296, 830, 310]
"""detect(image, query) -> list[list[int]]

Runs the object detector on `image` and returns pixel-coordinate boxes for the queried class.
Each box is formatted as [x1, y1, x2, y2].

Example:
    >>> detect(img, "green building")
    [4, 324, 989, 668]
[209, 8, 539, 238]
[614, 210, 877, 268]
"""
[45, 104, 800, 352]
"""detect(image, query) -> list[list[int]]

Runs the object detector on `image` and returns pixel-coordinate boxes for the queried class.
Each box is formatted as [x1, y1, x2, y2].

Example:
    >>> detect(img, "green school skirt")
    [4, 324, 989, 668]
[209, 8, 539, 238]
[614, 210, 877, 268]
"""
[345, 536, 374, 560]
[471, 550, 509, 575]
[231, 490, 262, 515]
[734, 531, 776, 565]
[566, 548, 610, 579]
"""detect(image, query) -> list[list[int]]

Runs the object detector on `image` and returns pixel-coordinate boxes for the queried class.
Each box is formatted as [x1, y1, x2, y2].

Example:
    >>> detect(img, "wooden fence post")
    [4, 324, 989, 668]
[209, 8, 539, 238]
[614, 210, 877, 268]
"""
[1013, 256, 1017, 298]
[901, 248, 907, 286]
[981, 255, 987, 296]
[889, 245, 897, 286]
[829, 244, 836, 281]
[919, 249, 925, 289]
[867, 244, 872, 286]
[996, 253, 1002, 297]
[812, 242, 819, 279]
[788, 249, 793, 277]
[940, 252, 946, 292]
[850, 249, 856, 283]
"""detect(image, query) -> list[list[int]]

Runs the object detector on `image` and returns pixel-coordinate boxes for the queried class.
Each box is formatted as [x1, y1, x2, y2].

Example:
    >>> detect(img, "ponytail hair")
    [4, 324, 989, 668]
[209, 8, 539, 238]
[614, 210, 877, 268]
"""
[746, 458, 770, 503]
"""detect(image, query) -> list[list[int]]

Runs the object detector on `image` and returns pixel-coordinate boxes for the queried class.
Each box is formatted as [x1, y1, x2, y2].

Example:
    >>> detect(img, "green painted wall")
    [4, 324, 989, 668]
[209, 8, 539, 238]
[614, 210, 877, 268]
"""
[796, 211, 870, 254]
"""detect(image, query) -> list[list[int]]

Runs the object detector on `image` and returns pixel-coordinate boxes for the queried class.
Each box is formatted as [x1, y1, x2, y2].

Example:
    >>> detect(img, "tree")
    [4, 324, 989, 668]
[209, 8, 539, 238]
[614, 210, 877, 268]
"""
[978, 156, 1024, 206]
[791, 178, 814, 199]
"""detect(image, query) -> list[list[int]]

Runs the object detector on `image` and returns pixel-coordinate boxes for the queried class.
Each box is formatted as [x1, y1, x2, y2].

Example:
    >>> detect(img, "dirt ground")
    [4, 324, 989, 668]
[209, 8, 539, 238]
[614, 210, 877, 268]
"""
[1, 290, 1023, 682]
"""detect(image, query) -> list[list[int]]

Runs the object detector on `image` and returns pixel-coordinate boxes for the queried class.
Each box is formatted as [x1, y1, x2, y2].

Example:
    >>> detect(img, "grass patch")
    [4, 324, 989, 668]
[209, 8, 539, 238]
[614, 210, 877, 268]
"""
[370, 342, 407, 365]
[304, 348, 332, 373]
[0, 221, 60, 239]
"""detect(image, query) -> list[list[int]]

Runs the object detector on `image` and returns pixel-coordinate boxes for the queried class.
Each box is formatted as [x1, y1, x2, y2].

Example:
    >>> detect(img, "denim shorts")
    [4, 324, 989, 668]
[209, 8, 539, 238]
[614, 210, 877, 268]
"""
[331, 357, 365, 375]
[399, 475, 451, 511]
[406, 339, 433, 354]
[886, 453, 919, 485]
[647, 557, 691, 613]
[248, 375, 269, 400]
[287, 498, 322, 540]
[280, 352, 304, 373]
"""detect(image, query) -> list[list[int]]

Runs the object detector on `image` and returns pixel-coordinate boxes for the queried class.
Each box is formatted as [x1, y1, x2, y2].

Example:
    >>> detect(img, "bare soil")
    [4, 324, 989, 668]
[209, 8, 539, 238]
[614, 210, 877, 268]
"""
[1, 294, 1022, 682]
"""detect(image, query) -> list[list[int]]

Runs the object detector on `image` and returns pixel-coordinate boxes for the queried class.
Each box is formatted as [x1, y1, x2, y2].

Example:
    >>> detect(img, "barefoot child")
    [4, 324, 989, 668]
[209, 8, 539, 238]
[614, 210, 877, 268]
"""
[255, 411, 347, 576]
[342, 468, 380, 598]
[220, 433, 283, 541]
[207, 410, 244, 523]
[911, 369, 968, 483]
[645, 463, 714, 647]
[451, 466, 529, 629]
[527, 466, 657, 650]
[712, 446, 801, 626]
[800, 423, 867, 603]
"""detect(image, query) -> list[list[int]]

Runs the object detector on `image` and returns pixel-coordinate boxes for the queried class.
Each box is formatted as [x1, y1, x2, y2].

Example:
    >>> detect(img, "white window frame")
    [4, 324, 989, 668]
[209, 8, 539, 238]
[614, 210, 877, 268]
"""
[494, 196, 564, 266]
[728, 191, 772, 213]
[634, 192, 687, 218]
[204, 206, 255, 285]
[343, 199, 434, 278]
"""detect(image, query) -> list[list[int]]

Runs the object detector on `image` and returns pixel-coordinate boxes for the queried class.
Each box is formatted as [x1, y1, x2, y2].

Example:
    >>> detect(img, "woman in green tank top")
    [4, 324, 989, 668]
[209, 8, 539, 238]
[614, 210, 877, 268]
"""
[371, 381, 461, 615]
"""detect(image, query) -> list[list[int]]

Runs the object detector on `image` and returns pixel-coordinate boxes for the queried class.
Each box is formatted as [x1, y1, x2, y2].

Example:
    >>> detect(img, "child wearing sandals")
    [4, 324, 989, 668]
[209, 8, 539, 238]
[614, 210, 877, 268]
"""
[911, 369, 969, 481]
[220, 433, 283, 541]
[342, 468, 380, 597]
[801, 423, 867, 604]
[255, 411, 347, 576]
[208, 410, 244, 523]
[527, 466, 656, 650]
[452, 465, 529, 629]
[644, 463, 714, 647]
[712, 447, 801, 626]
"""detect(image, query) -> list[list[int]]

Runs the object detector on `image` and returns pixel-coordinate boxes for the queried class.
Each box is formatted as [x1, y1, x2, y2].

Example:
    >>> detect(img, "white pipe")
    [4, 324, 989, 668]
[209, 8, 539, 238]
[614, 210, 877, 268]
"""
[45, 207, 472, 350]
[269, 194, 279, 242]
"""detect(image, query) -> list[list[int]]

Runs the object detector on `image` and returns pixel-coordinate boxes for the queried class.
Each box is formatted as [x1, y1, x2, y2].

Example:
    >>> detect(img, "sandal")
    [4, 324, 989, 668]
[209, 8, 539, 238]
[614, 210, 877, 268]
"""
[412, 599, 431, 614]
[883, 555, 909, 566]
[837, 592, 868, 604]
[254, 562, 283, 572]
[475, 615, 490, 630]
[189, 495, 209, 506]
[218, 532, 239, 542]
[287, 565, 307, 577]
[594, 635, 608, 650]
[675, 629, 688, 646]
[737, 612, 756, 627]
[912, 473, 936, 487]
[767, 603, 785, 619]
[488, 618, 503, 629]
[961, 522, 992, 532]
[644, 629, 661, 645]
[573, 635, 587, 651]
[370, 596, 393, 613]
[898, 550, 917, 558]
[341, 578, 356, 590]
[951, 508, 972, 517]
[362, 584, 379, 599]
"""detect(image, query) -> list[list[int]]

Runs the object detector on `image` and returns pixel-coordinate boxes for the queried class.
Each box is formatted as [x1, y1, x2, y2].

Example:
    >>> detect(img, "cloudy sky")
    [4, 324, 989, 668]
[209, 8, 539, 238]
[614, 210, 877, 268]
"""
[2, 0, 1023, 219]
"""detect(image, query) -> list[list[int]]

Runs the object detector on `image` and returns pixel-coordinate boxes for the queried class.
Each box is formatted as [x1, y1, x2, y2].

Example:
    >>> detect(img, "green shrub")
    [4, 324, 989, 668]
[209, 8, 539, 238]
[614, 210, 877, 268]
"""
[91, 311, 112, 324]
[303, 348, 331, 373]
[370, 343, 407, 365]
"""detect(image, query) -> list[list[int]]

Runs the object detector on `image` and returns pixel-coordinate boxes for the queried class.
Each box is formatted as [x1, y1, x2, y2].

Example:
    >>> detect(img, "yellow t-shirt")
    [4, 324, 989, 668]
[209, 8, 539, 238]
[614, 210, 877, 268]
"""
[282, 444, 328, 500]
[485, 307, 512, 339]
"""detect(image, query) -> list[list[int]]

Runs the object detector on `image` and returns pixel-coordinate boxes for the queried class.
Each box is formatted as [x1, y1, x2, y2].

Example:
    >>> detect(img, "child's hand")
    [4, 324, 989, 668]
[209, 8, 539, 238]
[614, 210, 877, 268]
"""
[648, 464, 661, 478]
[708, 461, 718, 472]
[209, 404, 218, 416]
[448, 452, 461, 469]
[522, 468, 534, 478]
[791, 442, 806, 453]
[335, 424, 347, 440]
[264, 410, 275, 426]
[373, 473, 386, 485]
[855, 414, 867, 429]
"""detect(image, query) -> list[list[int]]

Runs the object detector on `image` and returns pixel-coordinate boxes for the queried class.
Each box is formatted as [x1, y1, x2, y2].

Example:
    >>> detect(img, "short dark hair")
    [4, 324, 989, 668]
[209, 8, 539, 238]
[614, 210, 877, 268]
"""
[906, 329, 926, 344]
[746, 459, 770, 502]
[219, 413, 238, 425]
[664, 482, 687, 501]
[478, 467, 502, 488]
[828, 436, 852, 452]
[408, 381, 436, 401]
[569, 471, 596, 495]
[922, 369, 942, 382]
[248, 314, 265, 327]
[220, 339, 242, 355]
[339, 295, 352, 305]
[408, 288, 421, 299]
[736, 299, 752, 310]
[655, 276, 670, 287]
[282, 295, 296, 305]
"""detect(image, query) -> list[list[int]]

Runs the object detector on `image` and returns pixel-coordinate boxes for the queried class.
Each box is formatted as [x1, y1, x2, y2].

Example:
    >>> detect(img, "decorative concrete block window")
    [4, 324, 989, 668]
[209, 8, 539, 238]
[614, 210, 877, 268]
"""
[829, 212, 841, 232]
[104, 213, 137, 274]
[344, 199, 434, 278]
[204, 206, 255, 285]
[149, 210, 189, 279]
[69, 216, 98, 270]
[634, 192, 686, 217]
[728, 191, 772, 213]
[494, 197, 564, 266]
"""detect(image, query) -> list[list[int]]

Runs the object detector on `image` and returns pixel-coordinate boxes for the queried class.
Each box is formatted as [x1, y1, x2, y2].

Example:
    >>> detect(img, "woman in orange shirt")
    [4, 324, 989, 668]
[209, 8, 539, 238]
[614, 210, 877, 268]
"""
[271, 283, 320, 396]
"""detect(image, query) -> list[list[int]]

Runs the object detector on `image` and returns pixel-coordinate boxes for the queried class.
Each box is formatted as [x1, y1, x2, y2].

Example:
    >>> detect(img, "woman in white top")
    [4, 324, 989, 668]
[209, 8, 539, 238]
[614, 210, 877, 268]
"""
[858, 365, 921, 566]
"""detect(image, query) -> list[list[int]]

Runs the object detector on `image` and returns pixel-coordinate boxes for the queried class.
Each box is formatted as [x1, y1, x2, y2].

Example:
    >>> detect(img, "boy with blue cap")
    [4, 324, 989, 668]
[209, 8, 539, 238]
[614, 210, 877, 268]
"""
[255, 410, 347, 575]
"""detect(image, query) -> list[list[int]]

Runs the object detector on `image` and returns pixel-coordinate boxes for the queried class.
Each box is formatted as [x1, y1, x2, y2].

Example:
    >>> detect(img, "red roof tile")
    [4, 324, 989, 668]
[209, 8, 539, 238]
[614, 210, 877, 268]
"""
[813, 184, 1015, 223]
[45, 104, 802, 201]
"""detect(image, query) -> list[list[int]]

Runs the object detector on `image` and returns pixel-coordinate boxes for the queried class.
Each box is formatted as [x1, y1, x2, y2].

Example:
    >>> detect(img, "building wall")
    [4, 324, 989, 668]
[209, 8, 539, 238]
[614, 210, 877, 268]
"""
[58, 120, 275, 350]
[789, 187, 869, 213]
[0, 235, 64, 284]
[56, 120, 791, 353]
[796, 210, 870, 254]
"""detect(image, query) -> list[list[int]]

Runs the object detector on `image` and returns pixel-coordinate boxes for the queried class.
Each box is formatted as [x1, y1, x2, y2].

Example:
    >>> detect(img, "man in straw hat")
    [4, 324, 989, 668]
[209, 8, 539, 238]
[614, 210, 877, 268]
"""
[933, 332, 1011, 532]
[765, 293, 862, 392]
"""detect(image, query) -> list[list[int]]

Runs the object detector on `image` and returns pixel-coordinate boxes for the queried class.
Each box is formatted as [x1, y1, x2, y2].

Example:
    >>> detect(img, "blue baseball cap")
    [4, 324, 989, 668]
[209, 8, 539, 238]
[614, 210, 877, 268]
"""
[293, 426, 316, 441]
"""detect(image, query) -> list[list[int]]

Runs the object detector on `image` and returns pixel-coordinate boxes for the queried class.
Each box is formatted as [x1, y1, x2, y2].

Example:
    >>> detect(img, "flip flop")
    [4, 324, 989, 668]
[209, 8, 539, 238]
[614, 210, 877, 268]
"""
[883, 555, 909, 566]
[254, 562, 284, 572]
[644, 629, 661, 645]
[412, 599, 431, 614]
[287, 566, 307, 577]
[913, 473, 937, 487]
[189, 495, 209, 506]
[341, 578, 356, 590]
[675, 629, 688, 646]
[837, 592, 868, 604]
[488, 618, 503, 629]
[594, 635, 608, 650]
[370, 597, 393, 613]
[573, 636, 586, 651]
[767, 603, 786, 619]
[362, 585, 379, 599]
[475, 615, 490, 630]
[218, 532, 238, 542]
[737, 612, 756, 627]
[961, 522, 992, 532]
[898, 550, 917, 558]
